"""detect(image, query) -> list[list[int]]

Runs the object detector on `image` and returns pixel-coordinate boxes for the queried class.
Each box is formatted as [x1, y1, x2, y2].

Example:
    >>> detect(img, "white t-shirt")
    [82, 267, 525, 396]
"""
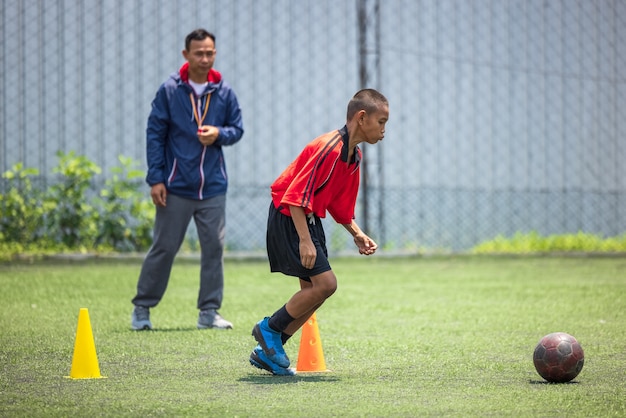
[189, 80, 208, 96]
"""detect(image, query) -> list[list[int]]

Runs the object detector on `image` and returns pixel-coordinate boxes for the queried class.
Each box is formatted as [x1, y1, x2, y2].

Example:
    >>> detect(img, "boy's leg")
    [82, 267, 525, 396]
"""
[261, 272, 336, 351]
[283, 270, 337, 320]
[282, 279, 323, 337]
[253, 203, 333, 371]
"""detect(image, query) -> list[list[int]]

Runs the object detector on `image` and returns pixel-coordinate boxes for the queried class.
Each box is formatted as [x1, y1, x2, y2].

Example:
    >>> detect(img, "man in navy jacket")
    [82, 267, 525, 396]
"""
[131, 28, 244, 330]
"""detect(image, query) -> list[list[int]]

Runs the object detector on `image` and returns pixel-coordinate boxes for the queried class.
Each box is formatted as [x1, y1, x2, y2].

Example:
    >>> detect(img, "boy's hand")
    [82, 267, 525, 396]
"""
[354, 234, 378, 255]
[288, 205, 318, 269]
[299, 238, 318, 269]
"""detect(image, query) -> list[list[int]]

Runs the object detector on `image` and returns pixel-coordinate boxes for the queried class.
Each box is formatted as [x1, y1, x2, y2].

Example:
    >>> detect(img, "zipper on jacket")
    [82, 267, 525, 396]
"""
[167, 159, 178, 186]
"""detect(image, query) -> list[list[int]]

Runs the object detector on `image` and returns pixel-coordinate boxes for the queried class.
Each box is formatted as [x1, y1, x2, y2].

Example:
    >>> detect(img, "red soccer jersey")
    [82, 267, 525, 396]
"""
[271, 126, 361, 224]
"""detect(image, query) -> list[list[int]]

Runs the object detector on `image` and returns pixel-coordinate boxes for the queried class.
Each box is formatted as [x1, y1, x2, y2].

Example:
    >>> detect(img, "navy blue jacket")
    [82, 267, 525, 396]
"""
[146, 63, 244, 200]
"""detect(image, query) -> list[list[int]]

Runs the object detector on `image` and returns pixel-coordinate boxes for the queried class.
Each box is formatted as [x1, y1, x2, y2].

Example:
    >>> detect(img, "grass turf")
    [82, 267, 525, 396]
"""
[0, 256, 625, 417]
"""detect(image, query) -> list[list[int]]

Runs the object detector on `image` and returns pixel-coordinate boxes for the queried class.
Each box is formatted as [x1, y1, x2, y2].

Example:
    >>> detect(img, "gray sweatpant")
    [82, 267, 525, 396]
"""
[132, 193, 226, 311]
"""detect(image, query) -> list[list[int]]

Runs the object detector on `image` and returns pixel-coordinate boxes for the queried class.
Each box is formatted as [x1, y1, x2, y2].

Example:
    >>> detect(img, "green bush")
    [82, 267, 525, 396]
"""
[95, 156, 154, 251]
[0, 163, 44, 245]
[44, 151, 101, 248]
[0, 152, 154, 260]
[472, 231, 626, 254]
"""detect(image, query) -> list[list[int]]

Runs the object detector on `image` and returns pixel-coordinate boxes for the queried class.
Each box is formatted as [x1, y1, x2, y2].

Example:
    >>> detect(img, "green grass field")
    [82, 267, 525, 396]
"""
[1, 256, 625, 417]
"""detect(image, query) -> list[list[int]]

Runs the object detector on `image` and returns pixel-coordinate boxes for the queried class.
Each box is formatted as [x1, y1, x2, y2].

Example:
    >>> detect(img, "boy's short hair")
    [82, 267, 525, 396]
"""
[185, 29, 216, 51]
[347, 89, 388, 120]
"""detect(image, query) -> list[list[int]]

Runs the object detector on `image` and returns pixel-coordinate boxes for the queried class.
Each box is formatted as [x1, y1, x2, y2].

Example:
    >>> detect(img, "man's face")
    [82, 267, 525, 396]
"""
[183, 37, 217, 77]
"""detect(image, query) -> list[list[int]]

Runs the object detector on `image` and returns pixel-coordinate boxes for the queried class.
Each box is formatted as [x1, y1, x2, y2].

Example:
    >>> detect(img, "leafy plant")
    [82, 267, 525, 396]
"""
[0, 163, 44, 244]
[95, 156, 154, 251]
[44, 151, 101, 248]
[0, 153, 158, 260]
[472, 231, 626, 254]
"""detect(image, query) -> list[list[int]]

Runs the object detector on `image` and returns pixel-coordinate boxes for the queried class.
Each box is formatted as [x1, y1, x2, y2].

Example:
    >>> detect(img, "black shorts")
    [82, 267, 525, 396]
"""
[266, 203, 331, 280]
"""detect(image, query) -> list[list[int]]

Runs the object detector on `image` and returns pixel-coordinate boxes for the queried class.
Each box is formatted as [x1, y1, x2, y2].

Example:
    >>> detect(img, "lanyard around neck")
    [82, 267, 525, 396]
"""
[189, 93, 211, 127]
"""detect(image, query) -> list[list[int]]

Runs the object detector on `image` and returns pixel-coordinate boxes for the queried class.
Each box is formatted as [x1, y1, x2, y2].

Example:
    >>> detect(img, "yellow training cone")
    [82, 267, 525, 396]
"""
[296, 312, 329, 372]
[66, 308, 105, 379]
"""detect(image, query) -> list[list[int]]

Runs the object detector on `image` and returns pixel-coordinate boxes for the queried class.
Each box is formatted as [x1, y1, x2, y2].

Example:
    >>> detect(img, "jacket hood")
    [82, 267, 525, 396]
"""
[178, 62, 222, 84]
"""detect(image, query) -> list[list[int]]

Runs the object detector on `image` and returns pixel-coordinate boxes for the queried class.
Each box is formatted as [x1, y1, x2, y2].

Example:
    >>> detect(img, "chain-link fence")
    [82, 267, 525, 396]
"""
[2, 0, 625, 253]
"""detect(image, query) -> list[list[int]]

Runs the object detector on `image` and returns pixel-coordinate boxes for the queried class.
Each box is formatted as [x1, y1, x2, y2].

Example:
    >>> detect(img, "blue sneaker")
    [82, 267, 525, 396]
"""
[249, 345, 296, 376]
[252, 317, 290, 368]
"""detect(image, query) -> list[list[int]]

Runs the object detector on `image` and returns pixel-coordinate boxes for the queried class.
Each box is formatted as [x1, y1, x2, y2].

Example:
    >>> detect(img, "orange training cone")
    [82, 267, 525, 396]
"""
[296, 312, 329, 372]
[66, 308, 105, 379]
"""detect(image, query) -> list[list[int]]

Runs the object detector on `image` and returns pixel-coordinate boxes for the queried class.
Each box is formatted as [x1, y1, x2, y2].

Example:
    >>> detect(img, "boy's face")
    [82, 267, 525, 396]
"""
[361, 105, 389, 144]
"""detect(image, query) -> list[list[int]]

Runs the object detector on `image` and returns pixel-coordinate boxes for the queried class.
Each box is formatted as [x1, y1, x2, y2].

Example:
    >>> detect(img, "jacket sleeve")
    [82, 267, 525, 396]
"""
[145, 86, 170, 186]
[214, 87, 244, 146]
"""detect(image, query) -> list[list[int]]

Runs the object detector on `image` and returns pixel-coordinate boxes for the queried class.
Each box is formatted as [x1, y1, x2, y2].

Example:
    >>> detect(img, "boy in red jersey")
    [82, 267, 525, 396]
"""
[249, 89, 389, 375]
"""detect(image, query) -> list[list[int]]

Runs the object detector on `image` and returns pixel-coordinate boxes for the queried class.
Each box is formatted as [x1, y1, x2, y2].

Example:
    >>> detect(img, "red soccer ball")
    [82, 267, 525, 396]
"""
[533, 332, 584, 383]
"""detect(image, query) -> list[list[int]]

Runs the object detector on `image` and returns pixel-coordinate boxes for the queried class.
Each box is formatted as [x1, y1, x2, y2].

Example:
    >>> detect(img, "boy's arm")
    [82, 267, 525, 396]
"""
[342, 220, 378, 256]
[289, 205, 318, 269]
